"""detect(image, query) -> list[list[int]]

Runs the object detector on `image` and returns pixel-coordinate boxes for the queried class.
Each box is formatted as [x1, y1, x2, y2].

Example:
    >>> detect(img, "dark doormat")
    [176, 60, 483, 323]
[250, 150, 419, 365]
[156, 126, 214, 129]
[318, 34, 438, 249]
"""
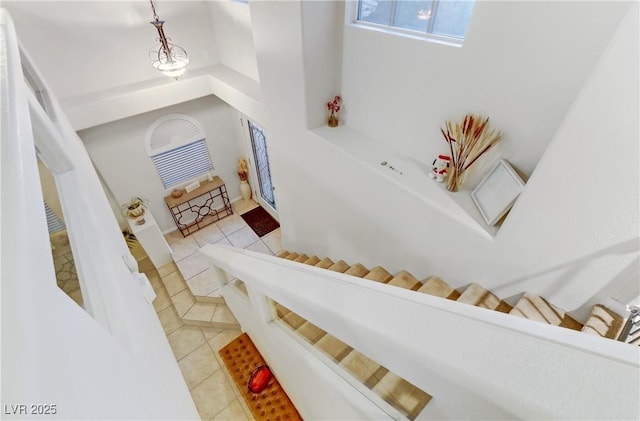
[241, 206, 280, 237]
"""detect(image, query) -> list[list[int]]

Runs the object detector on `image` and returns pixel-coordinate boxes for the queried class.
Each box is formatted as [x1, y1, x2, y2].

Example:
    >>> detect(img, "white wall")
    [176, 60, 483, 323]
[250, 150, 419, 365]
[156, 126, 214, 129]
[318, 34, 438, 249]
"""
[4, 1, 220, 101]
[79, 95, 245, 233]
[2, 8, 198, 417]
[494, 0, 640, 307]
[249, 0, 638, 314]
[207, 0, 259, 81]
[341, 0, 631, 181]
[300, 1, 344, 128]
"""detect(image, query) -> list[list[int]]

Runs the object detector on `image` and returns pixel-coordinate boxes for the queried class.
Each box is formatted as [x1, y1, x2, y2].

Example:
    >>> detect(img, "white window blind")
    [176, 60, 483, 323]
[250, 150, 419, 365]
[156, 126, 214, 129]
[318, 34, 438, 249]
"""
[44, 202, 65, 233]
[151, 138, 213, 189]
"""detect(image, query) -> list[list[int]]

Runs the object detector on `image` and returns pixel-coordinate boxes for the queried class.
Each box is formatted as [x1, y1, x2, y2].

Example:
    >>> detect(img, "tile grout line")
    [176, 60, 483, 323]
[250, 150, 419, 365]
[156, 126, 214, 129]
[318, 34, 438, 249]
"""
[143, 239, 253, 420]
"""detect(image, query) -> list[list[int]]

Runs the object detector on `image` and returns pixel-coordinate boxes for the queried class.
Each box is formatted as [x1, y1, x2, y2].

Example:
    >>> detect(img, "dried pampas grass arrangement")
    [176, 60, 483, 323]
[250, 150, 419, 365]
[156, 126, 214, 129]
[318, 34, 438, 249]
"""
[440, 114, 503, 191]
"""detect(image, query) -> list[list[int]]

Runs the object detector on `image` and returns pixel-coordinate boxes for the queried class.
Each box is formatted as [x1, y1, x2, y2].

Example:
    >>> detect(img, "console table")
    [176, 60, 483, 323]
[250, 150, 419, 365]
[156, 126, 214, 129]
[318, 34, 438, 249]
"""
[164, 176, 233, 237]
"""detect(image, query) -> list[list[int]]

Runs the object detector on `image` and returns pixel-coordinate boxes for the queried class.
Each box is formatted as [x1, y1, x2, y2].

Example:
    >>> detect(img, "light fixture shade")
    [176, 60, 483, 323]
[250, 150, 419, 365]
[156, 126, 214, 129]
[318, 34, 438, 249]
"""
[150, 43, 189, 78]
[149, 17, 189, 79]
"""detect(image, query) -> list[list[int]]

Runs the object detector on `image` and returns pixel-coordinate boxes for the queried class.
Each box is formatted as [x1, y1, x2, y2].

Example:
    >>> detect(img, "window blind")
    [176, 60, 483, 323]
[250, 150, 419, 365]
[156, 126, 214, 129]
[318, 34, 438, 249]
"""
[44, 202, 65, 233]
[151, 138, 213, 189]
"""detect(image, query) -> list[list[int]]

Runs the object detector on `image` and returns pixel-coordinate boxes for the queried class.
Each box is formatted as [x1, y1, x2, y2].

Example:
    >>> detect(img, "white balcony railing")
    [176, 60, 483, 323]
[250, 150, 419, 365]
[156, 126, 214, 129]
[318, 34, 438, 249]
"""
[1, 9, 198, 419]
[200, 243, 640, 420]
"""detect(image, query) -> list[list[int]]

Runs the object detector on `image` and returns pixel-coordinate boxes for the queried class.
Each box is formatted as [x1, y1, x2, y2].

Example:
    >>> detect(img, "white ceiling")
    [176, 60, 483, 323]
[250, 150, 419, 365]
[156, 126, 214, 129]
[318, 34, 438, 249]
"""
[3, 1, 222, 100]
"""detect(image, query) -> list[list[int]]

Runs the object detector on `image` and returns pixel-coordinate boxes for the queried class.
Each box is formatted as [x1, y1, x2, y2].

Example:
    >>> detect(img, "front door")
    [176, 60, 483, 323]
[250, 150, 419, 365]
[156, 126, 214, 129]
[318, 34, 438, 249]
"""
[245, 119, 277, 219]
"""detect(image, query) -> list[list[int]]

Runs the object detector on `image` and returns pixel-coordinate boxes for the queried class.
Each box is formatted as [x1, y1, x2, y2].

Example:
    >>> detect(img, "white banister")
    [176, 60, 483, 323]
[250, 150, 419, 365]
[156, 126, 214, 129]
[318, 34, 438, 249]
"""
[2, 9, 198, 418]
[200, 243, 640, 420]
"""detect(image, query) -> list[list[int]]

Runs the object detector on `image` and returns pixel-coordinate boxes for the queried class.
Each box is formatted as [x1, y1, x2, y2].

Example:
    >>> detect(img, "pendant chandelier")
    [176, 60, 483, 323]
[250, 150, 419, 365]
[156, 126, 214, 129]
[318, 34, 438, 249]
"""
[148, 0, 189, 79]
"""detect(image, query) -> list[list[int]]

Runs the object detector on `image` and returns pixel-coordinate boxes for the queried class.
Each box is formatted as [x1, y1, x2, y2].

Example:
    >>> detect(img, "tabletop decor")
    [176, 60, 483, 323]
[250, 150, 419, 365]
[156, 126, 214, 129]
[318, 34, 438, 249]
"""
[121, 197, 147, 224]
[238, 157, 252, 201]
[327, 95, 342, 127]
[440, 114, 503, 192]
[471, 160, 525, 225]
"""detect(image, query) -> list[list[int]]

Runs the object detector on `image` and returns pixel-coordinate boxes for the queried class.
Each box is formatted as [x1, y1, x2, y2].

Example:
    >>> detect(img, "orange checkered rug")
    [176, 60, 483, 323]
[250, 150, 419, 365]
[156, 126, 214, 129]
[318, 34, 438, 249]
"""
[219, 333, 302, 421]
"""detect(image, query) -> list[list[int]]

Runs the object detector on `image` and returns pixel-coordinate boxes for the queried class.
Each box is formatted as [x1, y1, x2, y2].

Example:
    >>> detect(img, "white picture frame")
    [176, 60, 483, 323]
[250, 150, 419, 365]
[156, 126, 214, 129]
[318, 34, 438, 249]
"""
[471, 160, 525, 226]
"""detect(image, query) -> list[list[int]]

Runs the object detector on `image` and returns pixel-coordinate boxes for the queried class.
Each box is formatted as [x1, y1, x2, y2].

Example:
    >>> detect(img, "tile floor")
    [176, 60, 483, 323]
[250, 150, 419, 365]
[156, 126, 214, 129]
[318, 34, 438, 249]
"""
[164, 200, 283, 300]
[50, 230, 84, 307]
[145, 259, 253, 420]
[146, 199, 282, 420]
[53, 199, 282, 420]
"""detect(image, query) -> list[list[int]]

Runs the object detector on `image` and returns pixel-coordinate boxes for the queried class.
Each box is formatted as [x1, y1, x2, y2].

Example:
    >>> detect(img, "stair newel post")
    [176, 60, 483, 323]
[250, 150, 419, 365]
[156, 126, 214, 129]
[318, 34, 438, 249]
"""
[211, 265, 230, 288]
[247, 287, 274, 324]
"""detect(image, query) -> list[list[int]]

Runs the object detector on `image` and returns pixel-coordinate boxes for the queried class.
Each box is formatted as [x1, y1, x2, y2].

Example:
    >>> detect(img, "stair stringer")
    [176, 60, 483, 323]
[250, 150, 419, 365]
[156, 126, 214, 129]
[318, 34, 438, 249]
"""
[200, 244, 640, 420]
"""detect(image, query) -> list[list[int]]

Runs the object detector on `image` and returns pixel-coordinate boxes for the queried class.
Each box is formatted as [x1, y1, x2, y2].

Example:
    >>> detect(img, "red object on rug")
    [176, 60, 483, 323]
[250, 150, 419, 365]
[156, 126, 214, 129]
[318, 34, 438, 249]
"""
[219, 333, 302, 420]
[248, 365, 272, 393]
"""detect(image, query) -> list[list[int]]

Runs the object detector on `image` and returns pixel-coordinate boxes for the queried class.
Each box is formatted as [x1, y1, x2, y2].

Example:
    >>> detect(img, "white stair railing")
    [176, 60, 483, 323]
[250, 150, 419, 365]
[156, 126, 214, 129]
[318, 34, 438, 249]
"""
[1, 10, 198, 419]
[200, 243, 640, 420]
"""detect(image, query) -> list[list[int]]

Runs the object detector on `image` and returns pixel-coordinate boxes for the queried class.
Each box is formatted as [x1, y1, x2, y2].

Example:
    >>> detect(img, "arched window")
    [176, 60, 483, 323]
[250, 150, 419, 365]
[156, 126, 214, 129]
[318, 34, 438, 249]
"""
[144, 114, 213, 189]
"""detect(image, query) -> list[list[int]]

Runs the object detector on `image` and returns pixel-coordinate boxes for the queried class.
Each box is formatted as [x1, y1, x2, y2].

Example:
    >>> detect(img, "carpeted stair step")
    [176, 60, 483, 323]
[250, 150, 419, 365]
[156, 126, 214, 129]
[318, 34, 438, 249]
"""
[417, 276, 460, 300]
[344, 263, 369, 277]
[315, 257, 335, 269]
[371, 371, 432, 420]
[297, 320, 327, 344]
[581, 304, 625, 340]
[280, 308, 307, 330]
[340, 350, 384, 385]
[457, 283, 512, 313]
[559, 313, 584, 331]
[387, 270, 421, 290]
[303, 255, 321, 266]
[328, 260, 350, 273]
[272, 299, 434, 420]
[276, 250, 291, 258]
[274, 302, 290, 319]
[293, 253, 310, 263]
[364, 266, 394, 283]
[510, 293, 564, 325]
[315, 334, 353, 363]
[510, 293, 583, 330]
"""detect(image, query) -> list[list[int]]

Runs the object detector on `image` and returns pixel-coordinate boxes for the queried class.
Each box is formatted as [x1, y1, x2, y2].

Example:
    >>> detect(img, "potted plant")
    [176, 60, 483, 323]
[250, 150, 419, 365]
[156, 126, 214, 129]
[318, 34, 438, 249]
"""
[121, 197, 147, 221]
[327, 95, 342, 127]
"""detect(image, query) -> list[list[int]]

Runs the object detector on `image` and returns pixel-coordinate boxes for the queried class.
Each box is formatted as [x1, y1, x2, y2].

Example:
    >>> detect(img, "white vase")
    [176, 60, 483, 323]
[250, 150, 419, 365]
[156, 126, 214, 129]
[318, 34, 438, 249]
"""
[240, 180, 252, 201]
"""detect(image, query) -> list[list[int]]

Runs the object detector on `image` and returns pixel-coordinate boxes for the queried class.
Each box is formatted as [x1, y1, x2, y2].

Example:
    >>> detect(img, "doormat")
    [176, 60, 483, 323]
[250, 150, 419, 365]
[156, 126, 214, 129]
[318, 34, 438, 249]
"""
[219, 332, 302, 421]
[241, 206, 280, 237]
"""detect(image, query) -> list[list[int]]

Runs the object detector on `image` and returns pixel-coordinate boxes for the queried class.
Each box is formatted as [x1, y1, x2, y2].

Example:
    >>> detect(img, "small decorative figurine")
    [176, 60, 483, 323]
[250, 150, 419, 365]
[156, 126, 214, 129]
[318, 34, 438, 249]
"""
[428, 154, 451, 182]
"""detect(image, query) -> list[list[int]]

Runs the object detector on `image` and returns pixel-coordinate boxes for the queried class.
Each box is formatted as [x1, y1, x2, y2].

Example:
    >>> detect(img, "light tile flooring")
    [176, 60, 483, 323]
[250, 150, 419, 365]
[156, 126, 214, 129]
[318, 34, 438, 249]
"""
[146, 199, 282, 420]
[50, 230, 84, 307]
[164, 199, 283, 301]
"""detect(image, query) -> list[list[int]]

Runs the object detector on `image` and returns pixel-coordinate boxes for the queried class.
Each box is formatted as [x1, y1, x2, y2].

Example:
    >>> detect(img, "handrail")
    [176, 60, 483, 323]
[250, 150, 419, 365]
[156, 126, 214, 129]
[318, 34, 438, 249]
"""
[2, 11, 199, 418]
[2, 8, 158, 348]
[200, 243, 640, 420]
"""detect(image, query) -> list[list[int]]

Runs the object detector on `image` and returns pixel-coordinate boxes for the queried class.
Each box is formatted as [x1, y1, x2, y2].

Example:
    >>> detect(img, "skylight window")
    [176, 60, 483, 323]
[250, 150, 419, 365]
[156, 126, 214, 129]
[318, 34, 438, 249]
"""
[357, 0, 475, 41]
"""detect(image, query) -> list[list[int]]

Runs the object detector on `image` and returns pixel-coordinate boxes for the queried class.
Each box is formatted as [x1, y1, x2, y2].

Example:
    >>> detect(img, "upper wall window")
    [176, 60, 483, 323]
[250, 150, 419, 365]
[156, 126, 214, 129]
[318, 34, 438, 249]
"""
[357, 0, 475, 42]
[145, 114, 213, 189]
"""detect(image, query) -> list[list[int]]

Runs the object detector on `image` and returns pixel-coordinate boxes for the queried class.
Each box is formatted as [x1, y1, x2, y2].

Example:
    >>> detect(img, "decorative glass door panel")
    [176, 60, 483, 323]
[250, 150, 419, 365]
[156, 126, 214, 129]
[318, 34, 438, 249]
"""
[248, 121, 276, 210]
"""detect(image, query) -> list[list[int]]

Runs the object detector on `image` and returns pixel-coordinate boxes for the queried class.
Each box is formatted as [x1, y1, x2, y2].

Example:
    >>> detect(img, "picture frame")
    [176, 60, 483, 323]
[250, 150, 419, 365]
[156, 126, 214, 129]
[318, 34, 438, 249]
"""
[471, 160, 525, 226]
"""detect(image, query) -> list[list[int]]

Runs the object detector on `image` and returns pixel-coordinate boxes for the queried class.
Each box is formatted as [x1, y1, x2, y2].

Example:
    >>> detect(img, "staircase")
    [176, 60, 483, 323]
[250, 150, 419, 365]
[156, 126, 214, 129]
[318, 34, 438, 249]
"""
[140, 255, 240, 329]
[263, 250, 633, 420]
